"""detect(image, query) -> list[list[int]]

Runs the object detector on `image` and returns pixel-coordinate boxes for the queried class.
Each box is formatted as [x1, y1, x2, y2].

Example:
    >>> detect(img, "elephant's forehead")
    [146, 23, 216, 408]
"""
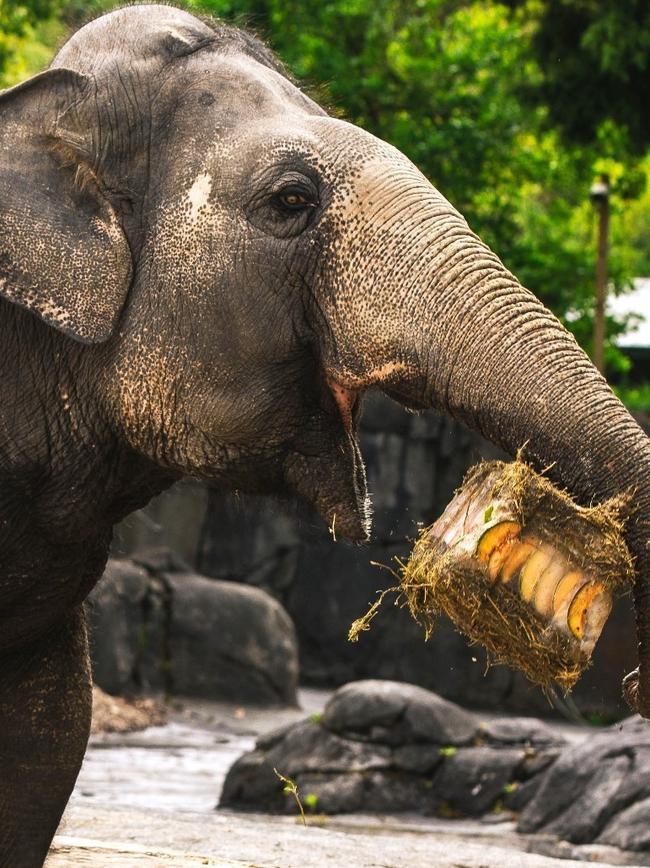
[211, 54, 320, 118]
[160, 52, 322, 136]
[52, 4, 213, 67]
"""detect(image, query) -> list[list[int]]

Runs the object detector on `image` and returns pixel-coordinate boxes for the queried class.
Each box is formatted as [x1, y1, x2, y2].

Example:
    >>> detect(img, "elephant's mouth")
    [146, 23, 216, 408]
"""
[326, 377, 361, 433]
[279, 372, 370, 543]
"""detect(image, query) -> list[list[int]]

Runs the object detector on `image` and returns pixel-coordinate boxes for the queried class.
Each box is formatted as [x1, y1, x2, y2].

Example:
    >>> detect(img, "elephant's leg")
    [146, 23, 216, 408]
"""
[0, 608, 91, 868]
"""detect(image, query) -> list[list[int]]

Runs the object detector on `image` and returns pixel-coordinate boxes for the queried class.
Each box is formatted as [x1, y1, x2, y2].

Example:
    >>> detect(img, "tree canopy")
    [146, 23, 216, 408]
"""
[506, 0, 650, 154]
[2, 0, 650, 387]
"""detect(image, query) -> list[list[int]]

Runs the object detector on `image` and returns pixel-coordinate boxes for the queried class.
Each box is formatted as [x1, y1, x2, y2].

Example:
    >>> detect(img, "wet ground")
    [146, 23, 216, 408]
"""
[49, 690, 650, 867]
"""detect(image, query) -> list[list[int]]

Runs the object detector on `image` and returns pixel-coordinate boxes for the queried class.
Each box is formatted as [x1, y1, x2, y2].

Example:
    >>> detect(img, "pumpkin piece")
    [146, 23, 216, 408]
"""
[567, 582, 610, 640]
[519, 545, 554, 602]
[533, 558, 568, 618]
[500, 539, 538, 585]
[552, 570, 587, 617]
[487, 538, 519, 582]
[476, 521, 522, 565]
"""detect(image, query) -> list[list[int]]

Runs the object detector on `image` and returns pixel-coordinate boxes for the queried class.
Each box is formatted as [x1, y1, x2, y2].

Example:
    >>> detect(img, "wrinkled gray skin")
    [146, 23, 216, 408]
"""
[1, 6, 649, 864]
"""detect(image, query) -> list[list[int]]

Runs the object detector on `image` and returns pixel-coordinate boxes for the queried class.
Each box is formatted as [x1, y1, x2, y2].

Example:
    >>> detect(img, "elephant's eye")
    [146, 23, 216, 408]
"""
[247, 171, 320, 238]
[273, 184, 318, 213]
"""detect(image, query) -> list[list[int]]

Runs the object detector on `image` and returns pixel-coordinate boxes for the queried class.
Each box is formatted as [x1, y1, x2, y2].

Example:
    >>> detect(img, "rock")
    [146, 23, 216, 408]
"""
[112, 479, 208, 566]
[220, 750, 282, 810]
[391, 743, 442, 774]
[353, 771, 432, 813]
[322, 679, 479, 745]
[222, 718, 403, 814]
[479, 717, 564, 747]
[431, 747, 526, 816]
[221, 733, 431, 816]
[518, 748, 563, 780]
[322, 679, 407, 734]
[518, 716, 650, 846]
[598, 796, 650, 851]
[88, 559, 162, 695]
[290, 772, 368, 813]
[166, 571, 299, 705]
[264, 719, 392, 777]
[221, 681, 563, 818]
[131, 546, 191, 574]
[90, 556, 299, 706]
[503, 774, 545, 812]
[256, 721, 299, 751]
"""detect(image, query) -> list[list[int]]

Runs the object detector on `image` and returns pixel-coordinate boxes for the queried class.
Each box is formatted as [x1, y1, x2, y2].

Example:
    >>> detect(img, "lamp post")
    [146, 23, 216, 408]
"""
[590, 173, 610, 375]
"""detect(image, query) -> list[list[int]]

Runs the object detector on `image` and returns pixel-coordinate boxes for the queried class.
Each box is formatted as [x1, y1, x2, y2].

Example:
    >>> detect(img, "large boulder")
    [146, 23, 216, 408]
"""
[88, 553, 299, 706]
[165, 570, 298, 704]
[220, 679, 564, 816]
[518, 715, 650, 850]
[223, 681, 650, 852]
[88, 558, 165, 695]
[321, 679, 479, 745]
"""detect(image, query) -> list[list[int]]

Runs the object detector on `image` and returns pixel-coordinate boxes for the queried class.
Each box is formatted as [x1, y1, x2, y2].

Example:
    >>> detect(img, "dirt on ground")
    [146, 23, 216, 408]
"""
[90, 686, 167, 734]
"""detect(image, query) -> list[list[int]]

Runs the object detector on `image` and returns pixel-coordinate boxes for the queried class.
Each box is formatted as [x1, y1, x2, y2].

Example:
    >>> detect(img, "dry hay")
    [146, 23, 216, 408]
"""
[91, 686, 167, 734]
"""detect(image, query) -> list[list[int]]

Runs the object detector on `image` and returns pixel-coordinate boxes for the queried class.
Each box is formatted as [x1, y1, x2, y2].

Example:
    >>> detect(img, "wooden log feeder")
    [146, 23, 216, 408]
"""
[352, 459, 635, 693]
[402, 460, 635, 691]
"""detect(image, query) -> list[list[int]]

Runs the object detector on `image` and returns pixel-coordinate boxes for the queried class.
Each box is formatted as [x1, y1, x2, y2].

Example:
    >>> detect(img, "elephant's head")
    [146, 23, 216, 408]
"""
[1, 5, 649, 713]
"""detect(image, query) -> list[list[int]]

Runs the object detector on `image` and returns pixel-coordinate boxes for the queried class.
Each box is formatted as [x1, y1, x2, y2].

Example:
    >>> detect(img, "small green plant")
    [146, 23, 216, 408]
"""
[503, 781, 519, 795]
[437, 800, 462, 819]
[273, 768, 307, 827]
[439, 746, 457, 757]
[309, 711, 323, 724]
[585, 711, 608, 726]
[304, 793, 319, 812]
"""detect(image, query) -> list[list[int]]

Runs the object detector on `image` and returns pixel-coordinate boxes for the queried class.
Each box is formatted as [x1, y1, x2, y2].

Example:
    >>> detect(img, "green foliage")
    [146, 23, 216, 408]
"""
[506, 0, 650, 153]
[0, 0, 66, 85]
[2, 0, 650, 389]
[613, 384, 650, 413]
[620, 155, 650, 276]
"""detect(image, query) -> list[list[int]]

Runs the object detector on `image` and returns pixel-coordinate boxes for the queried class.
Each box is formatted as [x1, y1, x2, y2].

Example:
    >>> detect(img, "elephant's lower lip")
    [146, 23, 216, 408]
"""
[327, 377, 359, 433]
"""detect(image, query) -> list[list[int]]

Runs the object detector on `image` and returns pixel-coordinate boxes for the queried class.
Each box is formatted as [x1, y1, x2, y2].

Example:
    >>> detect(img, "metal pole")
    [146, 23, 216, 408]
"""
[591, 174, 610, 375]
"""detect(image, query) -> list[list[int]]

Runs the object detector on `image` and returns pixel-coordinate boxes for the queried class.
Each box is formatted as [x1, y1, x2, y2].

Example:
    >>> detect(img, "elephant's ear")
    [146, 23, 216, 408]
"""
[0, 68, 132, 343]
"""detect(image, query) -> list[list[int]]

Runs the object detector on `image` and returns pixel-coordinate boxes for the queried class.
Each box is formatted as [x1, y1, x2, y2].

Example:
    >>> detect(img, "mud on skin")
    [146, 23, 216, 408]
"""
[1, 5, 650, 865]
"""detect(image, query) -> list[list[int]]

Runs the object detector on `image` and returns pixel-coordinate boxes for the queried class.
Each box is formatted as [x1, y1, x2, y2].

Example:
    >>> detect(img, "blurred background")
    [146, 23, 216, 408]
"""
[5, 0, 650, 721]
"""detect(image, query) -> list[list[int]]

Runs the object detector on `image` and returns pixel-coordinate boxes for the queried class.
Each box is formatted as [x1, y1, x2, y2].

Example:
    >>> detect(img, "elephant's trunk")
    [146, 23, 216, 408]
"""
[416, 234, 650, 717]
[320, 148, 650, 713]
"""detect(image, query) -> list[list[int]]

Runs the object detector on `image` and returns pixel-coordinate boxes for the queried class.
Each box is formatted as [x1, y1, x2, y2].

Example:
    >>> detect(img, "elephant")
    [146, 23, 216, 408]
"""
[1, 4, 649, 864]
